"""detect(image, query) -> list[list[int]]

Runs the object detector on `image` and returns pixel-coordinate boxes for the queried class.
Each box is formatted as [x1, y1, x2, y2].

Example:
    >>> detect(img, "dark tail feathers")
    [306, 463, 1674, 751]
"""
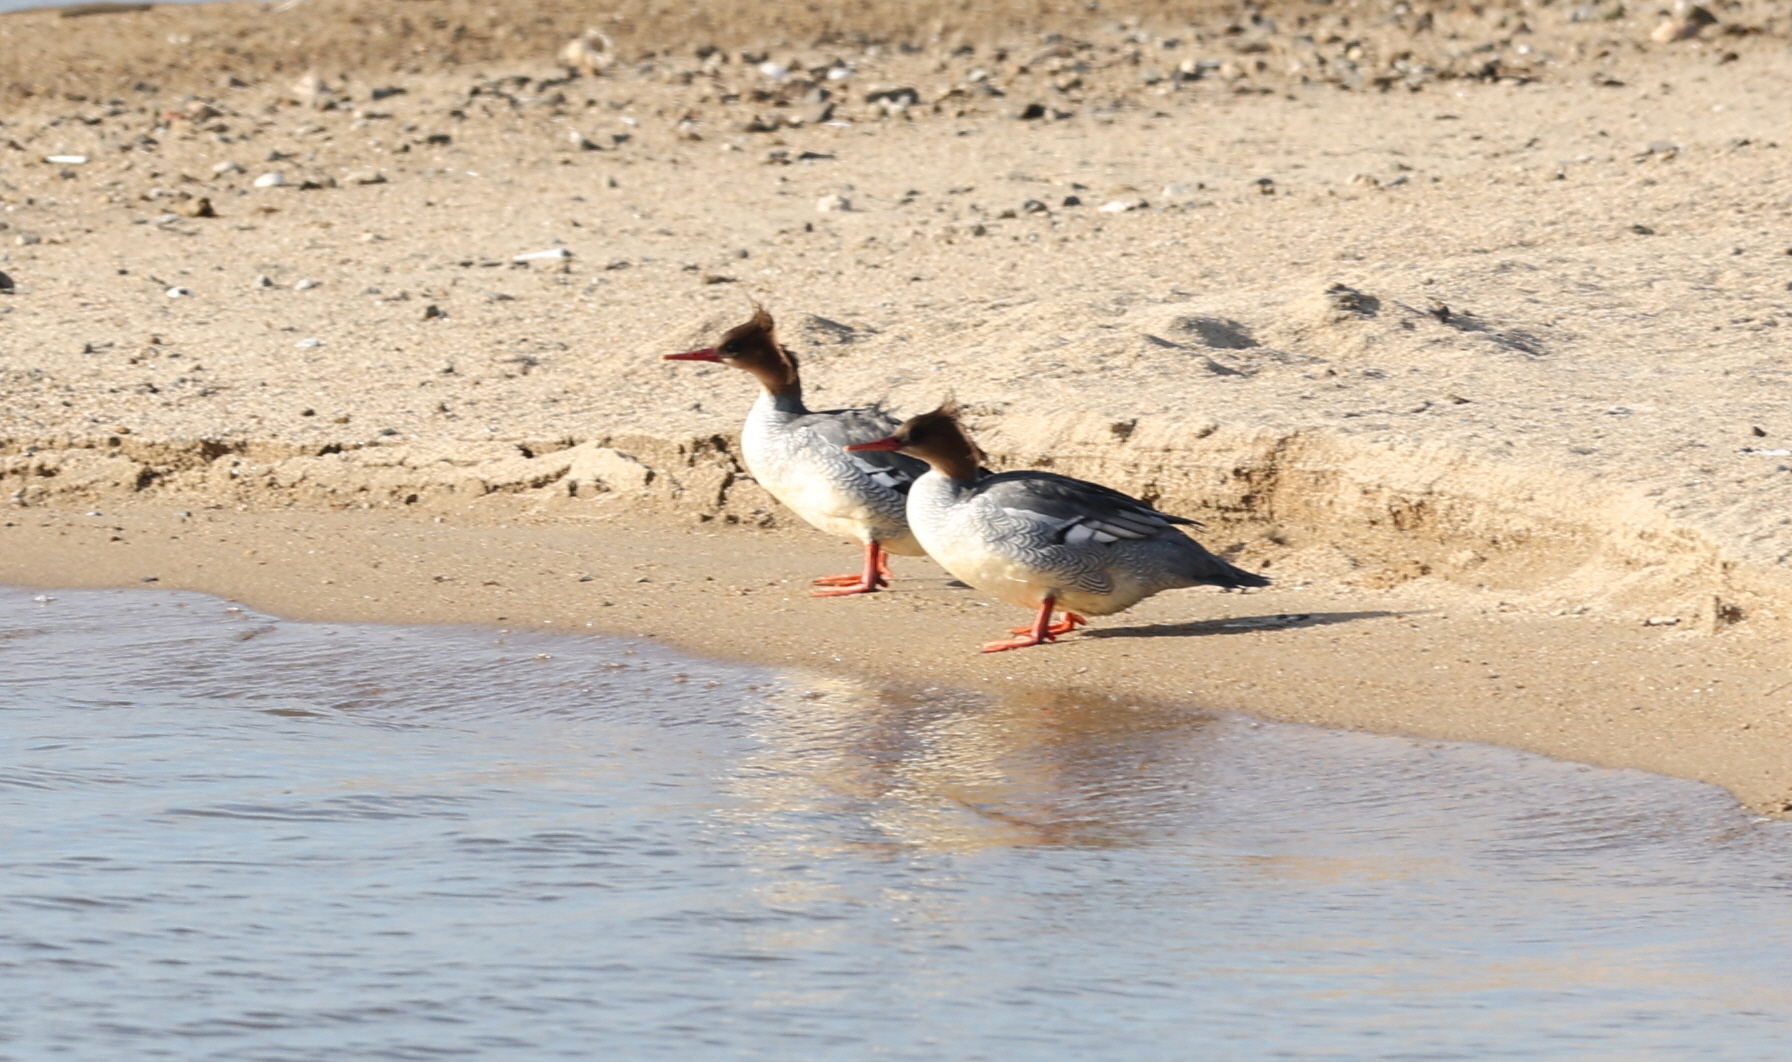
[1203, 555, 1271, 589]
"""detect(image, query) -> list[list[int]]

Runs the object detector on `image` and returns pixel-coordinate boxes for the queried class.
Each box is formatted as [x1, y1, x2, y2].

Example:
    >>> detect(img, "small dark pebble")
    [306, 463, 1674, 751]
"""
[1019, 103, 1047, 120]
[1062, 194, 1082, 207]
[1022, 199, 1049, 214]
[423, 304, 446, 320]
[1630, 223, 1657, 235]
[140, 576, 158, 583]
[0, 270, 13, 294]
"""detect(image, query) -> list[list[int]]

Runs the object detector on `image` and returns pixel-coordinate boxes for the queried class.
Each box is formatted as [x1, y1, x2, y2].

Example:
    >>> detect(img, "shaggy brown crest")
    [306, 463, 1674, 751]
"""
[851, 401, 985, 482]
[665, 306, 800, 394]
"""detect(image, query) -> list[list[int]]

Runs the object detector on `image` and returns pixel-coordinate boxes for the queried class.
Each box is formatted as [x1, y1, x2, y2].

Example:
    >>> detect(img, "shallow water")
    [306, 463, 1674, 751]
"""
[0, 0, 213, 13]
[3, 586, 1791, 1061]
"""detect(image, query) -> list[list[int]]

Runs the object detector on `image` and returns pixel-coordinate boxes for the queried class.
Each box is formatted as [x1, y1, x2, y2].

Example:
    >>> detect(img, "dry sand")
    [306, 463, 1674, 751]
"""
[3, 0, 1792, 809]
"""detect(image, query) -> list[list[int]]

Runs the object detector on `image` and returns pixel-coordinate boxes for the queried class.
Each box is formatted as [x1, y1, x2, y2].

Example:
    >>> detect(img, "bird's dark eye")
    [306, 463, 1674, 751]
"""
[721, 341, 740, 355]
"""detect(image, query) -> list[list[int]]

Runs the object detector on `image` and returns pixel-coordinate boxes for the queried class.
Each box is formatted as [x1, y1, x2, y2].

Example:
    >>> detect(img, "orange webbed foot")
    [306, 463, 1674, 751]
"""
[1005, 612, 1087, 637]
[811, 580, 881, 597]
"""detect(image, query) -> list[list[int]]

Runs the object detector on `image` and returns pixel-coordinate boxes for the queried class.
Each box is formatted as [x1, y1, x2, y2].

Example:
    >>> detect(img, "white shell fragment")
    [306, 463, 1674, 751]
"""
[560, 29, 615, 76]
[165, 286, 194, 298]
[44, 154, 88, 165]
[1098, 198, 1148, 213]
[817, 194, 852, 213]
[295, 338, 323, 348]
[252, 171, 286, 188]
[293, 278, 320, 291]
[513, 247, 572, 262]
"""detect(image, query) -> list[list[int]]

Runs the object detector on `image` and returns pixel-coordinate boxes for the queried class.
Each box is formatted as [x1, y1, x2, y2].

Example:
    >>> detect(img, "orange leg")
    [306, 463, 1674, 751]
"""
[982, 596, 1083, 652]
[811, 541, 889, 596]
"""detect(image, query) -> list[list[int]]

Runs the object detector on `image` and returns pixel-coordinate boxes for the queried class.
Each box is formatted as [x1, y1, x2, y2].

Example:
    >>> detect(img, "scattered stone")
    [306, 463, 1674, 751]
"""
[866, 86, 919, 117]
[293, 278, 319, 291]
[1018, 103, 1048, 120]
[1643, 616, 1681, 626]
[560, 30, 615, 75]
[254, 274, 274, 288]
[817, 194, 852, 212]
[1022, 199, 1049, 214]
[513, 247, 573, 262]
[175, 196, 215, 218]
[1062, 194, 1082, 207]
[1324, 283, 1380, 317]
[1630, 223, 1657, 235]
[1651, 3, 1717, 41]
[344, 170, 387, 185]
[423, 304, 447, 320]
[1098, 198, 1147, 213]
[295, 338, 323, 348]
[212, 160, 244, 175]
[165, 286, 193, 298]
[569, 129, 601, 151]
[1569, 1, 1624, 20]
[291, 71, 335, 108]
[43, 154, 87, 165]
[0, 271, 12, 294]
[252, 171, 286, 188]
[1255, 177, 1277, 195]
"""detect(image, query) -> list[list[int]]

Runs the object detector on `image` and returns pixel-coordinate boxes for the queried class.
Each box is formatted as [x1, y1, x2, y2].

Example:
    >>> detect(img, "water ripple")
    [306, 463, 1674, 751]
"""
[4, 586, 1792, 1061]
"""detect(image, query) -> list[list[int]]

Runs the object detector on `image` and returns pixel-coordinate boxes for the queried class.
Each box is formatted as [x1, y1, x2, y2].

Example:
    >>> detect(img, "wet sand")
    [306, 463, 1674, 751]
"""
[3, 0, 1792, 808]
[4, 503, 1791, 813]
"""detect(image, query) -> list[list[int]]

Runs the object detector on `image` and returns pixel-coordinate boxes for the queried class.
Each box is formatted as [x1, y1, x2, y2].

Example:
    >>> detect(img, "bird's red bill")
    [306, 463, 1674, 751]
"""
[664, 348, 720, 361]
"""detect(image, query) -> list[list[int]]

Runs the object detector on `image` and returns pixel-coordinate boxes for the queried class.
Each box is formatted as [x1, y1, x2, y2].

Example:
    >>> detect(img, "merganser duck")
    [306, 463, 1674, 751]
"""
[665, 308, 928, 595]
[847, 404, 1270, 651]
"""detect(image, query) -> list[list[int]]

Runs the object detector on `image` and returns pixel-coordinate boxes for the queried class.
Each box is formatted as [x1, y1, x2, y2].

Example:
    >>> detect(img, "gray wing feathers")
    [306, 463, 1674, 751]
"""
[972, 471, 1194, 544]
[794, 406, 927, 493]
[970, 470, 1270, 591]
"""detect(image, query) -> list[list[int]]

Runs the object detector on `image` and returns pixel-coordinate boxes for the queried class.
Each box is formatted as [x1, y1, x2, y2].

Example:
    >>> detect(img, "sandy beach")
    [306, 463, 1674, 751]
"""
[3, 0, 1791, 809]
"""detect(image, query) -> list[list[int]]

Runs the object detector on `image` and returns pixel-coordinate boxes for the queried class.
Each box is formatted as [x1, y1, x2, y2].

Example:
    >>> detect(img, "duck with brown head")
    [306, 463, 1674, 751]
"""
[849, 403, 1270, 651]
[665, 308, 929, 595]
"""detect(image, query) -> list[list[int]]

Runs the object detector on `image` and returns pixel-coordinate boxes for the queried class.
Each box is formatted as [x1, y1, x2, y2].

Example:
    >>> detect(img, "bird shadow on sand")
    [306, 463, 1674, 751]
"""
[1083, 610, 1404, 640]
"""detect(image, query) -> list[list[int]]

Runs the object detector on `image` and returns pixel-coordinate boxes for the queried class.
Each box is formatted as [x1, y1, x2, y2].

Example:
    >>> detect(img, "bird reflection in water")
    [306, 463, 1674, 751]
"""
[719, 673, 1223, 855]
